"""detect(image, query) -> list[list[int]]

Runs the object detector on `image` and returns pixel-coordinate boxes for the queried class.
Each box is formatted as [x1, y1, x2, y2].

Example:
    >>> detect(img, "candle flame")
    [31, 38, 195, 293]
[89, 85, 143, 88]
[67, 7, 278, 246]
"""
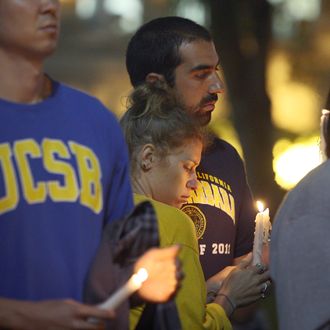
[132, 268, 149, 286]
[256, 201, 264, 212]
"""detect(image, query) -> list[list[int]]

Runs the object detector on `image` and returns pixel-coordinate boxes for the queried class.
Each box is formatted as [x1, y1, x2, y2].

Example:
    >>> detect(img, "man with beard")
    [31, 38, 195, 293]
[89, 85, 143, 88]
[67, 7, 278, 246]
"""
[126, 16, 268, 325]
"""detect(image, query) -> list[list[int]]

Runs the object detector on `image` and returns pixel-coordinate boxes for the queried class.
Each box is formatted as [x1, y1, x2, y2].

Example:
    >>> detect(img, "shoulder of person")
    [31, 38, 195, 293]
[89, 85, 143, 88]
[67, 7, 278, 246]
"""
[295, 159, 330, 192]
[153, 199, 194, 228]
[204, 134, 244, 167]
[134, 195, 195, 232]
[56, 81, 117, 118]
[207, 133, 240, 155]
[277, 159, 330, 220]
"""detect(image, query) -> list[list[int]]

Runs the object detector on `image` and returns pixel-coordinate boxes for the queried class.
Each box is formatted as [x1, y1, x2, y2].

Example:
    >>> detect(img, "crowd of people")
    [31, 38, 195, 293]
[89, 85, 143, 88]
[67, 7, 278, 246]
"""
[1, 0, 326, 329]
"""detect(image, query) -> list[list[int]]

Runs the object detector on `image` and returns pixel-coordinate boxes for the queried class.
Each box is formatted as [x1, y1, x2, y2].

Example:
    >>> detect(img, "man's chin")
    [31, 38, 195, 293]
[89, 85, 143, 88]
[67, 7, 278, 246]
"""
[195, 113, 212, 126]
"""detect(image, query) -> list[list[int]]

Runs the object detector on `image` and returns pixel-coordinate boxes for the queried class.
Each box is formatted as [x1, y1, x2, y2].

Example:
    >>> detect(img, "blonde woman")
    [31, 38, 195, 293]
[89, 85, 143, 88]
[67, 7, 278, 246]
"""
[121, 82, 269, 330]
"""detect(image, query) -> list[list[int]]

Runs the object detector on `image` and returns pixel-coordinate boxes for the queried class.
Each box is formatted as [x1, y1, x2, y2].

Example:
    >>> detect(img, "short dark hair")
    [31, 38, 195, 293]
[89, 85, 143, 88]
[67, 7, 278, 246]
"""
[120, 81, 206, 174]
[126, 16, 212, 87]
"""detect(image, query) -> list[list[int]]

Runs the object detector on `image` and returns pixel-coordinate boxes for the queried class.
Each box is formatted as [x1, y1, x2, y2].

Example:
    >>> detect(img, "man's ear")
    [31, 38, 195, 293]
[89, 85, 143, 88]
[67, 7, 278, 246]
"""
[146, 73, 165, 84]
[140, 144, 156, 171]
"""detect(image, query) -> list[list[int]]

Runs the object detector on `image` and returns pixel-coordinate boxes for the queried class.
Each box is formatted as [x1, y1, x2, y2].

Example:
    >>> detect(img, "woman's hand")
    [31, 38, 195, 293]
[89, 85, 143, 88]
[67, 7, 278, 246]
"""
[213, 254, 271, 316]
[135, 245, 182, 302]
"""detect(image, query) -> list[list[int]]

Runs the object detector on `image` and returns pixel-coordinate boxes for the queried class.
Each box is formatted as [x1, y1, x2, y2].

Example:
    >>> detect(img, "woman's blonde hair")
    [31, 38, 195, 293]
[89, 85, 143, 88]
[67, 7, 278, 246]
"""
[120, 81, 206, 173]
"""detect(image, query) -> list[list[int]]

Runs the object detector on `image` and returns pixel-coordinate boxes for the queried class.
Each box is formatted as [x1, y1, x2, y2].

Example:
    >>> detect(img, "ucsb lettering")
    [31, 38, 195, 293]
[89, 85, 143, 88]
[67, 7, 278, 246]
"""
[0, 138, 103, 215]
[187, 171, 235, 223]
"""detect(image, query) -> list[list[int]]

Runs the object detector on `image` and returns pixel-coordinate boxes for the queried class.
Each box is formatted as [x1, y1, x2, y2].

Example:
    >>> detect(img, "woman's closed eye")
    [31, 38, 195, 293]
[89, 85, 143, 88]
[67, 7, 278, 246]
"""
[183, 162, 197, 173]
[184, 165, 194, 173]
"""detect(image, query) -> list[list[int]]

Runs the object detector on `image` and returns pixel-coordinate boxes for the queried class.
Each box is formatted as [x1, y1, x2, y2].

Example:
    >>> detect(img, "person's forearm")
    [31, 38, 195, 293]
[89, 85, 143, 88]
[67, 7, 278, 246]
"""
[206, 265, 236, 303]
[0, 297, 114, 330]
[0, 298, 27, 328]
[206, 281, 221, 304]
[214, 293, 236, 318]
[206, 278, 221, 294]
[231, 303, 258, 323]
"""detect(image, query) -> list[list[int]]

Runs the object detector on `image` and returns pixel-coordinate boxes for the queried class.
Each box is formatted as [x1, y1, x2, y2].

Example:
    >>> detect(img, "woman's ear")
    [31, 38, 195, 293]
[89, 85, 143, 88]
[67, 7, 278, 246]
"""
[140, 144, 156, 171]
[145, 72, 165, 84]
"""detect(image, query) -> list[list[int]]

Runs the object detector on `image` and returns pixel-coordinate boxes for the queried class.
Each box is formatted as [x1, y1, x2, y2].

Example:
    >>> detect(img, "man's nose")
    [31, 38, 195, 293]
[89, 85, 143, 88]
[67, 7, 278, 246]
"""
[209, 73, 224, 94]
[41, 0, 60, 16]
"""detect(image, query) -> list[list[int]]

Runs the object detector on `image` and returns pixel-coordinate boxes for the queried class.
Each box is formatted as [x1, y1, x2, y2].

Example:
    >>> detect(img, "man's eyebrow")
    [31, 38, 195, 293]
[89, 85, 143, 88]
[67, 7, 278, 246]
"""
[191, 62, 220, 72]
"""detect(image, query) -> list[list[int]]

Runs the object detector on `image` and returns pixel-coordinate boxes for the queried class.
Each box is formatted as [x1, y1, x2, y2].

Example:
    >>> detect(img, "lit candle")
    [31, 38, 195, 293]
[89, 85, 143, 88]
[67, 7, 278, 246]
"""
[98, 268, 148, 310]
[320, 109, 330, 162]
[252, 201, 271, 265]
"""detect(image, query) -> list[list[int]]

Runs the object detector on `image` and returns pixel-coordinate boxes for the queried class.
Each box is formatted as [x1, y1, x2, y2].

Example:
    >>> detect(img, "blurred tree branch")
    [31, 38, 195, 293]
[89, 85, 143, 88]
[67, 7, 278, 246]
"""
[206, 0, 284, 212]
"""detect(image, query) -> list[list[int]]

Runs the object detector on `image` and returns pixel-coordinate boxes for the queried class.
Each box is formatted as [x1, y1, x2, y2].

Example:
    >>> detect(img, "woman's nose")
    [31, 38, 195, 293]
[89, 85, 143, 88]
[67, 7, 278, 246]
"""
[187, 175, 199, 191]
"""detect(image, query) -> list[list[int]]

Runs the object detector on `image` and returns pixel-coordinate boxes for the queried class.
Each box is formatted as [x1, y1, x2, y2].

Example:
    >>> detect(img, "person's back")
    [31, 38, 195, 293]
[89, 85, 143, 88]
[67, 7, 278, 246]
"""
[271, 107, 330, 330]
[271, 160, 330, 330]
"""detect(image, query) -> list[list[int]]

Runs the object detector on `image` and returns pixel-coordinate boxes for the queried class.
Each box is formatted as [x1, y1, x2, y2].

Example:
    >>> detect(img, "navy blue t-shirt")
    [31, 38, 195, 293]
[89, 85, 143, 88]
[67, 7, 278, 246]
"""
[182, 137, 255, 279]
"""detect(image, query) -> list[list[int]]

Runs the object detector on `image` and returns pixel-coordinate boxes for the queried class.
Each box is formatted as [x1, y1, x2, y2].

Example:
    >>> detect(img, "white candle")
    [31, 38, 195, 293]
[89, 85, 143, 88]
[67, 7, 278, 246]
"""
[252, 201, 271, 265]
[98, 268, 148, 310]
[320, 109, 330, 162]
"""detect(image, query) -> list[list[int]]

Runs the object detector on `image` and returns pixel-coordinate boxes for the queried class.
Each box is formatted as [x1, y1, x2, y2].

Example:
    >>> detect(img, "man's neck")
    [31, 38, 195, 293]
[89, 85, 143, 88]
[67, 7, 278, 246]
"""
[0, 50, 51, 104]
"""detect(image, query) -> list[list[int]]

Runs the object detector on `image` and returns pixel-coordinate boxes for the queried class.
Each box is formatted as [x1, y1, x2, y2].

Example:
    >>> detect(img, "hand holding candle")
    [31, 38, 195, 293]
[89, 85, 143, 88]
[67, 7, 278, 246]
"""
[252, 201, 271, 266]
[98, 268, 148, 310]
